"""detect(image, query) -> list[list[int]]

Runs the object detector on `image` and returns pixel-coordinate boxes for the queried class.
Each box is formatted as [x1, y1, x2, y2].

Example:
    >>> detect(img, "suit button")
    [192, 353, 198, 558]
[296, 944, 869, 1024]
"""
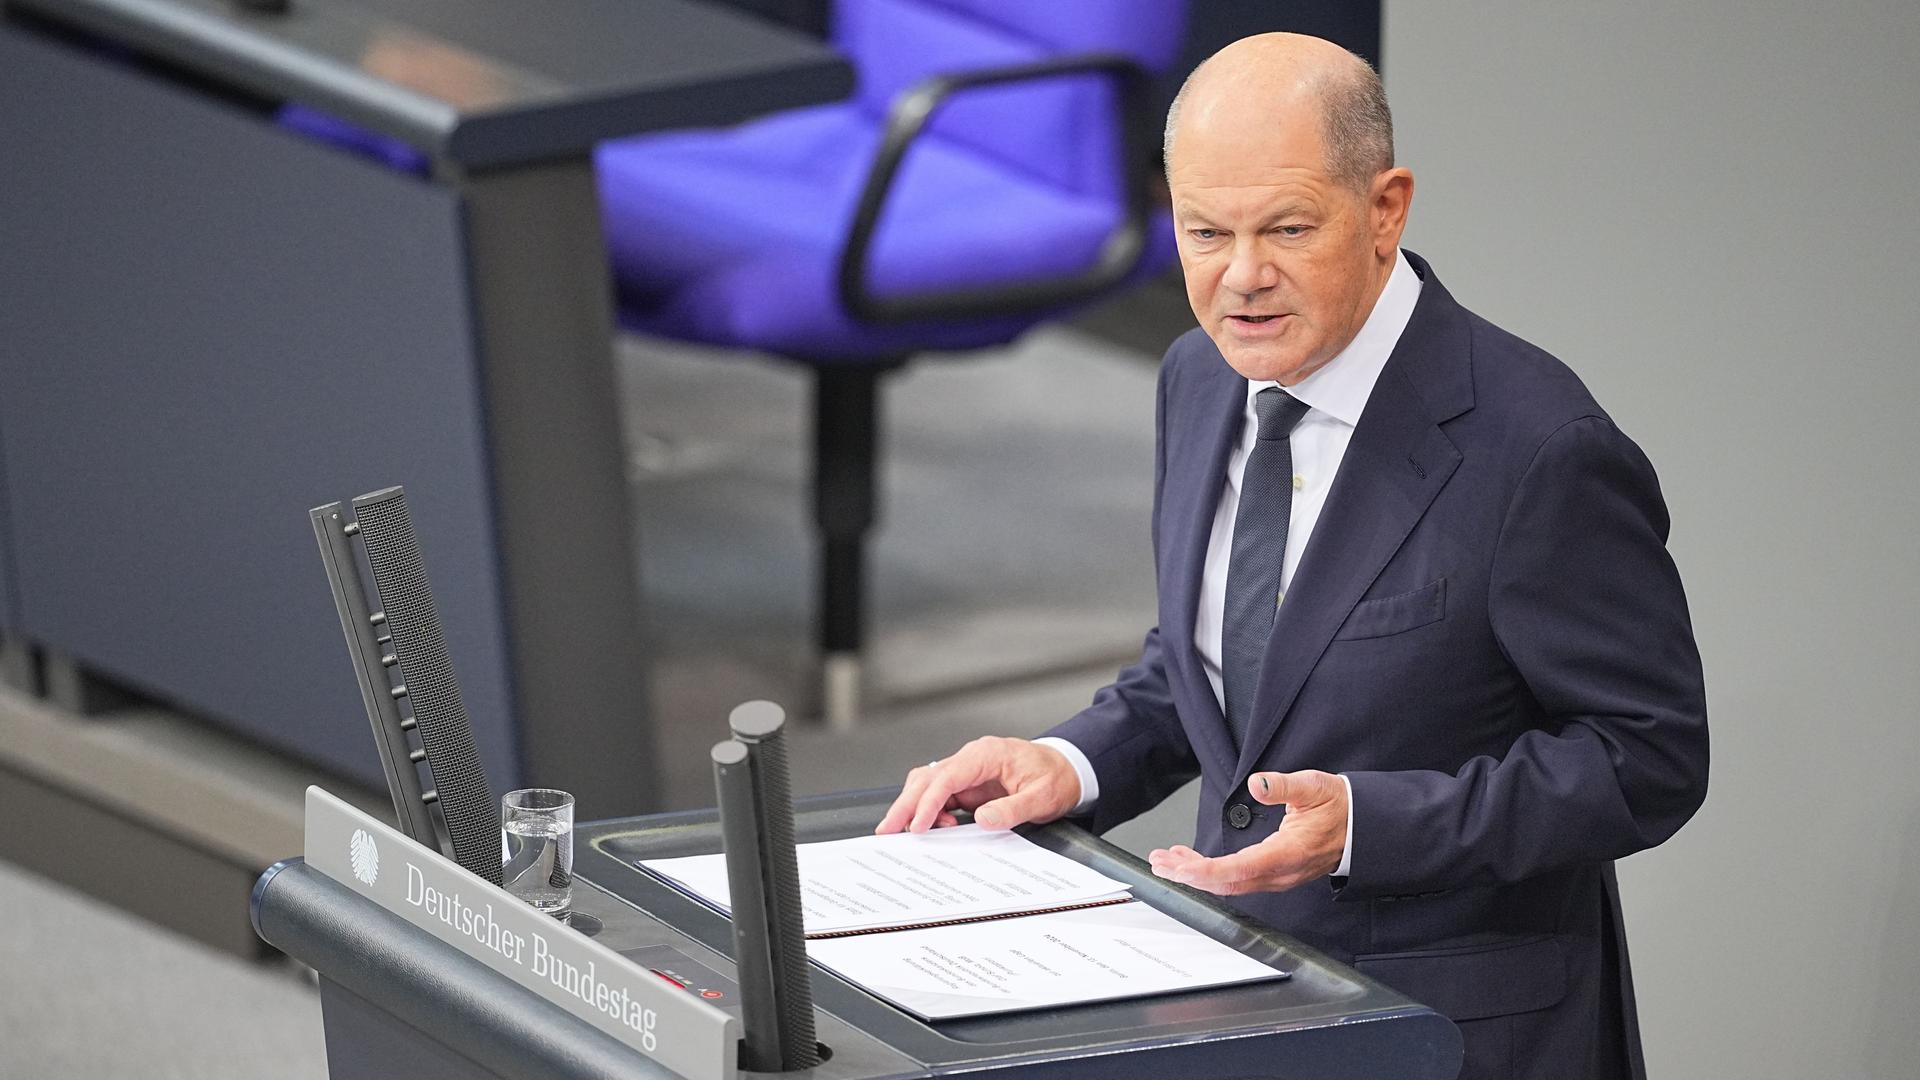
[1227, 803, 1253, 829]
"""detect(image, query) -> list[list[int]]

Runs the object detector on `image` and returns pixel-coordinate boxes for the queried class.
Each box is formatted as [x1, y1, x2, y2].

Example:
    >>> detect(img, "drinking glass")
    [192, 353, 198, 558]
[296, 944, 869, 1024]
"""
[501, 788, 574, 919]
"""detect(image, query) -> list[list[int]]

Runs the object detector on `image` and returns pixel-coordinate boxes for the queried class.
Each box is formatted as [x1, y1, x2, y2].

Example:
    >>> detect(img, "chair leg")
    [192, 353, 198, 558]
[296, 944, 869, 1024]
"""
[812, 365, 883, 730]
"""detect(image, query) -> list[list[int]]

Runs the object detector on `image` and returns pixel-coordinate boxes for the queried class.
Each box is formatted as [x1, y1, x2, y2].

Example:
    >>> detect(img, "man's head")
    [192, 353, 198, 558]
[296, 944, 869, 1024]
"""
[1165, 34, 1413, 385]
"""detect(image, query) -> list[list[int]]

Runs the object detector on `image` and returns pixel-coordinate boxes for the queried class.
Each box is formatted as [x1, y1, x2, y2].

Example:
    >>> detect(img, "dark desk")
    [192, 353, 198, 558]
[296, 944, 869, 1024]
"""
[7, 0, 851, 167]
[0, 0, 848, 948]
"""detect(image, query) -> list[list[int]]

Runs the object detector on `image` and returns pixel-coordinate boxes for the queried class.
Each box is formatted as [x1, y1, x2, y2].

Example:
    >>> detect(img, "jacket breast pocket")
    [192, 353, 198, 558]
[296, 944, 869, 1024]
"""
[1353, 934, 1567, 1021]
[1334, 577, 1446, 641]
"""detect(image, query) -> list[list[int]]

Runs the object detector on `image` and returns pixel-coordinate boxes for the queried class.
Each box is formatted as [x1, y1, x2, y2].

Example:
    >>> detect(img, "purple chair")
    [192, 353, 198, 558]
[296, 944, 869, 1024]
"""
[599, 0, 1186, 724]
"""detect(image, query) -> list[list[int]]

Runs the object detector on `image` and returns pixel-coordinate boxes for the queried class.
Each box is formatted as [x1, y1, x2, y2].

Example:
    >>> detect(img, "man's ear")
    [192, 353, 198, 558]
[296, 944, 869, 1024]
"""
[1372, 167, 1414, 258]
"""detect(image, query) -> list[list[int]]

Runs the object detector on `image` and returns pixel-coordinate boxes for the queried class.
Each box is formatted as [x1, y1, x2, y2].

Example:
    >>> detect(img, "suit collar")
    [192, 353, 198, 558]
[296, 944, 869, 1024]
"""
[1392, 250, 1476, 424]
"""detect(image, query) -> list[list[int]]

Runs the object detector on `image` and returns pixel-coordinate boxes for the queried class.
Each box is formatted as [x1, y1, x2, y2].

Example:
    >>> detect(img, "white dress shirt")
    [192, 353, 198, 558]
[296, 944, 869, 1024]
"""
[1039, 250, 1423, 880]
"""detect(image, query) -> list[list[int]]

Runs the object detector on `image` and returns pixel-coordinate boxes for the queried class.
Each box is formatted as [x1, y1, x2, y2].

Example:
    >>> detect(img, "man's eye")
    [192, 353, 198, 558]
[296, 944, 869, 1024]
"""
[1190, 228, 1220, 241]
[1277, 225, 1310, 238]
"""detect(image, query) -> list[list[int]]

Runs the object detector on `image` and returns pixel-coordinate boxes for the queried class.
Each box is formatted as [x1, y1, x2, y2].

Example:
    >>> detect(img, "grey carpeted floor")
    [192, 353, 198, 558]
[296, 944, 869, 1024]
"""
[0, 864, 329, 1079]
[0, 321, 1206, 1077]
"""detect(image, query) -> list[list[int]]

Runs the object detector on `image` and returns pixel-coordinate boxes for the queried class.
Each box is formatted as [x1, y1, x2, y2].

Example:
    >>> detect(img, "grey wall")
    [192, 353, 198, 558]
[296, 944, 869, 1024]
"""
[1384, 3, 1920, 1076]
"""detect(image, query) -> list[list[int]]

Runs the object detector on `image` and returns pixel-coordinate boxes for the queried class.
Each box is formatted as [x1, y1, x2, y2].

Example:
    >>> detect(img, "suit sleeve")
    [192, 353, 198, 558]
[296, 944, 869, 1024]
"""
[1340, 415, 1709, 897]
[1041, 340, 1201, 833]
[1046, 626, 1200, 833]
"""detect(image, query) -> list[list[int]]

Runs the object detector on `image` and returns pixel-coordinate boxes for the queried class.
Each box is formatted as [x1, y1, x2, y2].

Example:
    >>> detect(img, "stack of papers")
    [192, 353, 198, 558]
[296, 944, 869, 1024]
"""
[642, 824, 1132, 936]
[640, 825, 1287, 1020]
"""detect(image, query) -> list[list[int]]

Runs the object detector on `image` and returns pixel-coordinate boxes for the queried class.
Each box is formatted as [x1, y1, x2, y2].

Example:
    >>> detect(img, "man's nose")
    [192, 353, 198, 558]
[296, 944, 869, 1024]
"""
[1219, 242, 1278, 297]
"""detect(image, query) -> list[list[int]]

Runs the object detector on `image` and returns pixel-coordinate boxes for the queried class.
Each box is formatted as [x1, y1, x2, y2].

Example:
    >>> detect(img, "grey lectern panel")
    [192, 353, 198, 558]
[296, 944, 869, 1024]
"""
[256, 862, 677, 1080]
[0, 25, 518, 786]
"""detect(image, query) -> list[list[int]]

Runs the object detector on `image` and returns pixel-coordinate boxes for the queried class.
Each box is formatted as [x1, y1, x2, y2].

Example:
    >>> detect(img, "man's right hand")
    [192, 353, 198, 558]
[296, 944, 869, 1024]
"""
[875, 736, 1082, 834]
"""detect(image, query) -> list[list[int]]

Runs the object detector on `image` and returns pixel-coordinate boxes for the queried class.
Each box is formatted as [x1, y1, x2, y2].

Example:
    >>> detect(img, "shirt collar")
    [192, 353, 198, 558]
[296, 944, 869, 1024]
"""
[1243, 249, 1423, 427]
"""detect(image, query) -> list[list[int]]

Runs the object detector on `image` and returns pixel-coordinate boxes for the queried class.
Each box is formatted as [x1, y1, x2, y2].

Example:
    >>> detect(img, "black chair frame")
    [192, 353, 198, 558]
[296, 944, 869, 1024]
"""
[808, 52, 1161, 724]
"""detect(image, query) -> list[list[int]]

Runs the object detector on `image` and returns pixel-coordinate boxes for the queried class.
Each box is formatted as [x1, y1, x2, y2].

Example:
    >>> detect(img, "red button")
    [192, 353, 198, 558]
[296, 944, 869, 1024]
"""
[700, 989, 724, 999]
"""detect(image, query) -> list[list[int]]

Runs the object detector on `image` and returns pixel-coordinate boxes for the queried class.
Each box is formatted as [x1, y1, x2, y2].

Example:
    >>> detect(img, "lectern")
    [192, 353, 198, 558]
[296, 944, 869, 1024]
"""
[256, 787, 1464, 1080]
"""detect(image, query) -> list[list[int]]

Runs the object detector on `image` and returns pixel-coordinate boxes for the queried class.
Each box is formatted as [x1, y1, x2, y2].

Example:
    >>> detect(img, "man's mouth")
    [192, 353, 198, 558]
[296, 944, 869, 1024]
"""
[1230, 314, 1286, 324]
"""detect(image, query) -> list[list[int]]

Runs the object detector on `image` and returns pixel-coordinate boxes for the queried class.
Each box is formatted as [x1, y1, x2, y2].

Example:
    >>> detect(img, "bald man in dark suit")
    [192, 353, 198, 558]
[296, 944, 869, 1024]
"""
[881, 33, 1708, 1080]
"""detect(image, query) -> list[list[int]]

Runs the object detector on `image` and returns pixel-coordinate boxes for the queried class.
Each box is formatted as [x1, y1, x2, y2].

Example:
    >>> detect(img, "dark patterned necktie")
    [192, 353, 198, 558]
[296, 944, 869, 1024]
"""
[1222, 387, 1313, 747]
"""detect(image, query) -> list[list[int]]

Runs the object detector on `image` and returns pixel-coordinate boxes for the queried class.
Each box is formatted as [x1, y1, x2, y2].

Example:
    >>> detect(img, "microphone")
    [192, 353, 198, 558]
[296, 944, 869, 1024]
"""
[712, 701, 820, 1071]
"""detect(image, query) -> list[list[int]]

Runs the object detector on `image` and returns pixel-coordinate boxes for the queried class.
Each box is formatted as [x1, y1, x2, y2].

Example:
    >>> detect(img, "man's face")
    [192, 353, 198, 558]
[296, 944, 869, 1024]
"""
[1169, 106, 1397, 385]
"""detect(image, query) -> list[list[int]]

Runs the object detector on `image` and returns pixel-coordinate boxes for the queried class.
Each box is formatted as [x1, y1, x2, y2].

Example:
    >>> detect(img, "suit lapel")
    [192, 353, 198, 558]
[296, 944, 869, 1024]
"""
[1160, 353, 1244, 770]
[1233, 261, 1474, 777]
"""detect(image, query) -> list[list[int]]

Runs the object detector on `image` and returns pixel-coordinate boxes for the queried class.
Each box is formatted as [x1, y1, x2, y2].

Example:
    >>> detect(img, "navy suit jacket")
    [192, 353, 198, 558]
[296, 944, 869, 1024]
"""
[1048, 253, 1708, 1079]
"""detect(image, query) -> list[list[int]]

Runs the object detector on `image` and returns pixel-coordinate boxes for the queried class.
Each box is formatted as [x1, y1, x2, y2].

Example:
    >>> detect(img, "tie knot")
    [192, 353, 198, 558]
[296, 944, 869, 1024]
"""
[1253, 388, 1311, 441]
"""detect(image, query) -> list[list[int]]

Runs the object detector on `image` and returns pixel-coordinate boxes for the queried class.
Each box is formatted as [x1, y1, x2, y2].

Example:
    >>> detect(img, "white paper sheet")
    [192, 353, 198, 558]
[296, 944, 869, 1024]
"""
[806, 901, 1289, 1019]
[640, 824, 1130, 935]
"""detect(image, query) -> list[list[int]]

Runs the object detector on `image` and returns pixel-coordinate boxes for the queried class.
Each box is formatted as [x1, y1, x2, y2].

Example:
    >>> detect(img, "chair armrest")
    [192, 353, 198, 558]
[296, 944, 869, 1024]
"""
[836, 52, 1157, 324]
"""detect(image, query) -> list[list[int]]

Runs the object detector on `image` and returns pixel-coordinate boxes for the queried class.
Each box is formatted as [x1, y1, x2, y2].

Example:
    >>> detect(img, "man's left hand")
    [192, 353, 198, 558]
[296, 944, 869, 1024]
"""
[1148, 770, 1348, 895]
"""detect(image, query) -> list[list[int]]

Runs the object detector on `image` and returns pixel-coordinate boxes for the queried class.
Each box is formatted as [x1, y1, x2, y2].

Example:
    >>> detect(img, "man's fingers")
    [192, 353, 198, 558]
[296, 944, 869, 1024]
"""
[876, 766, 934, 834]
[1149, 839, 1311, 896]
[1171, 847, 1262, 894]
[971, 787, 1050, 830]
[974, 745, 1081, 828]
[907, 749, 1006, 832]
[1164, 850, 1286, 895]
[1146, 845, 1204, 880]
[879, 737, 1065, 834]
[1247, 771, 1283, 806]
[1146, 775, 1347, 894]
[1247, 769, 1339, 807]
[878, 759, 954, 834]
[908, 764, 964, 833]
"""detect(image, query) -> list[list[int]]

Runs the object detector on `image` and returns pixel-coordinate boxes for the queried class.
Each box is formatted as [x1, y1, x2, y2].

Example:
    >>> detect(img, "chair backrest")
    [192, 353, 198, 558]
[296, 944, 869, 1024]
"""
[835, 0, 1186, 201]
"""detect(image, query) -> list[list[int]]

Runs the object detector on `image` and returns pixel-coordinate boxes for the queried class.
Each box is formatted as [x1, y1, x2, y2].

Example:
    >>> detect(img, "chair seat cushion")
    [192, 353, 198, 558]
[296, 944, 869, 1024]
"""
[596, 103, 1171, 359]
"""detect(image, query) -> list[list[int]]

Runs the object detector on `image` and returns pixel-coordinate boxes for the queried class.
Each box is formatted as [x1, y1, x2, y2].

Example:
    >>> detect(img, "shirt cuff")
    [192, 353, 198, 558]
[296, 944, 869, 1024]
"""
[1032, 737, 1098, 814]
[1333, 773, 1354, 879]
